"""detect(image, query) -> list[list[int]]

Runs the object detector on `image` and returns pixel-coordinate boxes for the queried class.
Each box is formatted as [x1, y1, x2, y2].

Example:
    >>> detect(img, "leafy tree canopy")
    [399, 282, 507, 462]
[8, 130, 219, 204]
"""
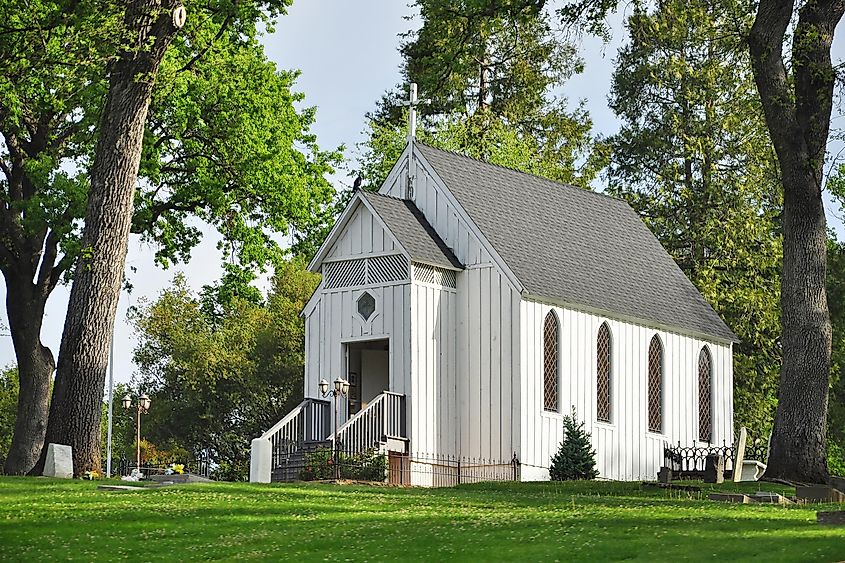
[127, 259, 320, 477]
[607, 0, 783, 436]
[357, 0, 606, 190]
[0, 0, 339, 296]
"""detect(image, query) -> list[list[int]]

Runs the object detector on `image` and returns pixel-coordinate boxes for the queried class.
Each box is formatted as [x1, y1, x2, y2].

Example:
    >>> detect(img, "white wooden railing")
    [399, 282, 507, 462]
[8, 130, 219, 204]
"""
[261, 398, 331, 468]
[334, 392, 405, 454]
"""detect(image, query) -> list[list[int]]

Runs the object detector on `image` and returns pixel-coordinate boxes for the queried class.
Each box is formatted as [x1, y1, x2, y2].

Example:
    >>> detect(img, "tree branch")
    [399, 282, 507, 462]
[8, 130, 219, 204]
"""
[748, 0, 804, 165]
[177, 14, 232, 73]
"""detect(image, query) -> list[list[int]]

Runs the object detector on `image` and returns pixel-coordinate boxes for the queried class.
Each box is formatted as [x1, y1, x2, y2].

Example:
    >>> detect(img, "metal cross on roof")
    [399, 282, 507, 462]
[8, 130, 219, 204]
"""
[401, 83, 430, 142]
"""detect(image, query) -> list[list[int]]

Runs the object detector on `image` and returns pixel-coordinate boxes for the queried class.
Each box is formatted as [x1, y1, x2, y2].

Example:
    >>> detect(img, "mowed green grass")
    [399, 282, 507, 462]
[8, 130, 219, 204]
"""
[0, 477, 843, 562]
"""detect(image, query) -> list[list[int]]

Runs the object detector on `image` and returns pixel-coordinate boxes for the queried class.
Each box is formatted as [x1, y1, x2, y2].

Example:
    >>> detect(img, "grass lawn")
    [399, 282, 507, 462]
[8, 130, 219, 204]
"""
[0, 477, 843, 561]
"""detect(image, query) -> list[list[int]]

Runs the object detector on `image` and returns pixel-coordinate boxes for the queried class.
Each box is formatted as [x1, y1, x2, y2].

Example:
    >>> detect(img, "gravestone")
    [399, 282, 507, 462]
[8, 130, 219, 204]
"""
[817, 511, 845, 525]
[733, 427, 748, 482]
[796, 485, 845, 504]
[708, 493, 752, 503]
[704, 454, 724, 484]
[42, 443, 73, 479]
[657, 466, 673, 484]
[751, 491, 792, 505]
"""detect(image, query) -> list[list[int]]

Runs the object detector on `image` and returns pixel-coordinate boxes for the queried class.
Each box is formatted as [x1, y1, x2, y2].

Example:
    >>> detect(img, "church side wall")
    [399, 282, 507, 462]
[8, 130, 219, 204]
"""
[519, 299, 733, 481]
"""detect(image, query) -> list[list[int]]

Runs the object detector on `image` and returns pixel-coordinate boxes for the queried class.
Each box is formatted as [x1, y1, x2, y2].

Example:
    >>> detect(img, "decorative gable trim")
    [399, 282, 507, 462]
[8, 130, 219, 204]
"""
[308, 191, 411, 273]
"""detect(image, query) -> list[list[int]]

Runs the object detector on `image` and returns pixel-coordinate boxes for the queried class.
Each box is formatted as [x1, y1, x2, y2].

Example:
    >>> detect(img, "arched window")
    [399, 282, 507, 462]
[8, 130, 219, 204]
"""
[648, 335, 663, 433]
[698, 346, 713, 442]
[597, 323, 612, 423]
[543, 311, 559, 412]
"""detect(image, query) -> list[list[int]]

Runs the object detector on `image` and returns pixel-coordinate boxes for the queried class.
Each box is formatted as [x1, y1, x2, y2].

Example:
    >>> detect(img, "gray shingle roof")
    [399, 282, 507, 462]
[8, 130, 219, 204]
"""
[416, 143, 737, 342]
[362, 191, 462, 270]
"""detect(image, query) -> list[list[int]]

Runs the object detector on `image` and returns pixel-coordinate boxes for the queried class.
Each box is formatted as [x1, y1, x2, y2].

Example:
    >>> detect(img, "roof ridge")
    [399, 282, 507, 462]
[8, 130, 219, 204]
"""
[415, 142, 626, 206]
[362, 190, 407, 203]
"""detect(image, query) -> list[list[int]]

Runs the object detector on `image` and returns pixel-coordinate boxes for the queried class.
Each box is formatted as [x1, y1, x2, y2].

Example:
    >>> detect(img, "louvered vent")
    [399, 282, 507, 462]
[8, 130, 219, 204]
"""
[368, 254, 409, 285]
[412, 263, 457, 288]
[323, 255, 409, 290]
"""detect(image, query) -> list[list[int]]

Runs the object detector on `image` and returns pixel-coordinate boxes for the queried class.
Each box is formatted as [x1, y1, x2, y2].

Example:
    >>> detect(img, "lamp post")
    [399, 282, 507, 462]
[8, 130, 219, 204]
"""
[319, 377, 349, 477]
[122, 393, 151, 473]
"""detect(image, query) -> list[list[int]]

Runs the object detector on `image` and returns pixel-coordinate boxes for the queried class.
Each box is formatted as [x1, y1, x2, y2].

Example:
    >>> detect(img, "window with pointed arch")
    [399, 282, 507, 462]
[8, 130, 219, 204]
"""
[698, 346, 713, 442]
[543, 311, 559, 412]
[597, 322, 612, 423]
[647, 335, 663, 433]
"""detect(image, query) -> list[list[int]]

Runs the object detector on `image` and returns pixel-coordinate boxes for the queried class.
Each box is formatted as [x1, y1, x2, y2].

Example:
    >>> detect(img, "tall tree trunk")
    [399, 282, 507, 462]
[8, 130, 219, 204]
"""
[35, 0, 181, 476]
[2, 271, 54, 474]
[749, 0, 843, 483]
[767, 163, 831, 482]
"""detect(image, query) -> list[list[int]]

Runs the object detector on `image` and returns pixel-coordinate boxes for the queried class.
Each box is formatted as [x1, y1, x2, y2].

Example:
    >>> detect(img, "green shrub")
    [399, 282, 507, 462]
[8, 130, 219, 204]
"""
[550, 411, 599, 481]
[300, 447, 386, 481]
[212, 459, 250, 481]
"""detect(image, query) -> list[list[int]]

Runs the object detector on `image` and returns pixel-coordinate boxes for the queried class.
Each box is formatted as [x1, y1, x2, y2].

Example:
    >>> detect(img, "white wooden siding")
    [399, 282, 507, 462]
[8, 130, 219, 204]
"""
[305, 203, 412, 430]
[520, 299, 733, 481]
[325, 203, 397, 260]
[410, 280, 458, 457]
[304, 284, 412, 428]
[454, 266, 522, 461]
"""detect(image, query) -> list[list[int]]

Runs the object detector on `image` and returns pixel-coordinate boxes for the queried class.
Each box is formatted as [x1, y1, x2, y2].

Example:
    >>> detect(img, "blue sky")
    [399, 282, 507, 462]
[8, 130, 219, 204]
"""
[0, 1, 842, 387]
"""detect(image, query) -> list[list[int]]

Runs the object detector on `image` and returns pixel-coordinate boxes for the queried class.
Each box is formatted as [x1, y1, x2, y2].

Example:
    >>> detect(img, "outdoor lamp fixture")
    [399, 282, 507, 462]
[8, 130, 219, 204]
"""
[319, 377, 349, 477]
[123, 393, 152, 474]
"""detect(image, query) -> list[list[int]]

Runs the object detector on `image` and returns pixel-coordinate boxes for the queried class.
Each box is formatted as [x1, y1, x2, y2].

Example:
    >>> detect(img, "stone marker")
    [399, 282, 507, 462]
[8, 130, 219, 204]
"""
[733, 427, 748, 482]
[42, 443, 73, 479]
[97, 485, 146, 492]
[796, 485, 845, 504]
[752, 491, 792, 505]
[708, 493, 752, 504]
[704, 454, 725, 484]
[817, 511, 845, 525]
[657, 466, 673, 484]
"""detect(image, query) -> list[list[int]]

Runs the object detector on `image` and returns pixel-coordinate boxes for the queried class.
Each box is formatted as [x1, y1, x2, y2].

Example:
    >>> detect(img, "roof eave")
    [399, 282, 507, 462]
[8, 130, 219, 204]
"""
[521, 290, 739, 345]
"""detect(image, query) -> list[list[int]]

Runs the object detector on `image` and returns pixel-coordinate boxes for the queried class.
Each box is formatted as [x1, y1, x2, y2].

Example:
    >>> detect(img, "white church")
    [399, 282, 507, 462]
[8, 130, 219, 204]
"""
[250, 126, 736, 484]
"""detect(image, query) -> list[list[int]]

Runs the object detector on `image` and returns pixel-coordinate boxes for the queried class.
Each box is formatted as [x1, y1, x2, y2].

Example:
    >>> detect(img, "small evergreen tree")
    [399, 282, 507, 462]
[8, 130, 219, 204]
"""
[550, 411, 599, 481]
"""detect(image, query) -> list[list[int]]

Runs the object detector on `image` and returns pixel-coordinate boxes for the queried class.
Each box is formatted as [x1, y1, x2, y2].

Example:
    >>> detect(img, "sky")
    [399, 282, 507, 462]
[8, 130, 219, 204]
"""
[0, 1, 843, 389]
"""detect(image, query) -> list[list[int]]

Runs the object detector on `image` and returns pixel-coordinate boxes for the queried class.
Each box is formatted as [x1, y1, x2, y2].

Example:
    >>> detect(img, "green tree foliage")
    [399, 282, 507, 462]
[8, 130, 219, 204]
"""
[128, 259, 320, 479]
[0, 367, 19, 470]
[0, 1, 336, 281]
[549, 411, 599, 481]
[358, 0, 605, 189]
[606, 0, 783, 437]
[0, 0, 338, 473]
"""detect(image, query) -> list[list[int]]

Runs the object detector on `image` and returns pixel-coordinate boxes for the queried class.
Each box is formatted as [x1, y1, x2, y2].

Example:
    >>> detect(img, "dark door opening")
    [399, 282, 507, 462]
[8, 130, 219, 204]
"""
[345, 339, 389, 415]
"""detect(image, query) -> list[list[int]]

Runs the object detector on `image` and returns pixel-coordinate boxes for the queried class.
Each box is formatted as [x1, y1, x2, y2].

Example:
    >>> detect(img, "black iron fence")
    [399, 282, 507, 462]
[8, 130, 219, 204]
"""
[103, 451, 211, 479]
[274, 445, 521, 487]
[664, 442, 735, 474]
[663, 436, 769, 478]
